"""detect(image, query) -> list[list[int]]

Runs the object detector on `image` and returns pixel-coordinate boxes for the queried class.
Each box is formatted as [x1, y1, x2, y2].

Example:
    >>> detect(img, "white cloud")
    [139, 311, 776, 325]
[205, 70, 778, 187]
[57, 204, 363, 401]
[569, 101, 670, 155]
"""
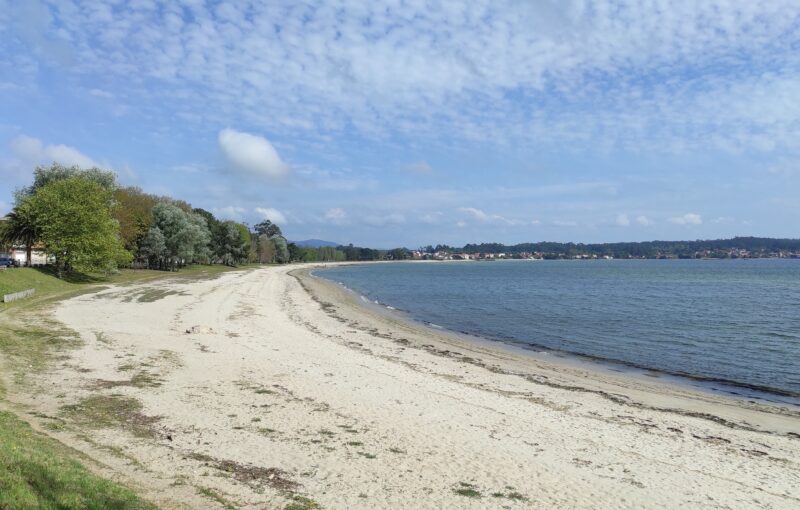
[615, 214, 630, 227]
[9, 2, 798, 153]
[459, 207, 489, 221]
[214, 206, 247, 221]
[420, 212, 443, 224]
[255, 207, 287, 224]
[458, 207, 526, 226]
[9, 134, 100, 168]
[404, 161, 432, 174]
[635, 215, 653, 226]
[669, 213, 703, 225]
[218, 128, 289, 178]
[324, 207, 348, 225]
[364, 213, 406, 226]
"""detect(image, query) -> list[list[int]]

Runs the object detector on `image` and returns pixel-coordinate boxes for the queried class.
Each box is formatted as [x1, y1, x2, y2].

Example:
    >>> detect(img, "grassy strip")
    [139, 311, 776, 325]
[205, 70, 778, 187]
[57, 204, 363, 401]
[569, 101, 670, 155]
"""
[0, 410, 156, 510]
[0, 267, 74, 299]
[0, 264, 259, 311]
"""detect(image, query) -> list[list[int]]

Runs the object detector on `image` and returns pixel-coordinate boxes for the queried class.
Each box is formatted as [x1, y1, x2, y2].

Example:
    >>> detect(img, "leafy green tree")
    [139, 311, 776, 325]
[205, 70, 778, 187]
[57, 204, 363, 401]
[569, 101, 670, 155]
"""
[235, 224, 252, 261]
[192, 208, 220, 234]
[215, 221, 247, 266]
[28, 176, 130, 276]
[287, 242, 302, 262]
[388, 248, 410, 260]
[138, 226, 167, 269]
[272, 235, 290, 263]
[256, 234, 276, 263]
[254, 219, 282, 238]
[148, 203, 211, 269]
[114, 187, 157, 255]
[0, 200, 39, 266]
[18, 163, 118, 200]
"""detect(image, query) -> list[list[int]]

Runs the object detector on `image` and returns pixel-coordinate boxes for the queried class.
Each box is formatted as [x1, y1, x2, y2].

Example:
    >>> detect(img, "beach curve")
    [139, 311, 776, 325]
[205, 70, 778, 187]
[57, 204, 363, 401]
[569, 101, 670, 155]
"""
[2, 264, 797, 509]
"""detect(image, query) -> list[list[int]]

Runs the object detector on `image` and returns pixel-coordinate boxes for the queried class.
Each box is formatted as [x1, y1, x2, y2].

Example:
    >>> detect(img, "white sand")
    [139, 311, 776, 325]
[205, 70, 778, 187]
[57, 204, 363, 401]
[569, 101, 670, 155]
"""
[5, 264, 800, 509]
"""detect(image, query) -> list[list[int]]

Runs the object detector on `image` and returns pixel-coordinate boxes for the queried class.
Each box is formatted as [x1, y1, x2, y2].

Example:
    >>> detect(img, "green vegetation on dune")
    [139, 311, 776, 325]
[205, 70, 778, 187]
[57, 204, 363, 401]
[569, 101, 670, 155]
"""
[0, 163, 298, 277]
[0, 410, 156, 510]
[0, 267, 74, 298]
[0, 264, 256, 310]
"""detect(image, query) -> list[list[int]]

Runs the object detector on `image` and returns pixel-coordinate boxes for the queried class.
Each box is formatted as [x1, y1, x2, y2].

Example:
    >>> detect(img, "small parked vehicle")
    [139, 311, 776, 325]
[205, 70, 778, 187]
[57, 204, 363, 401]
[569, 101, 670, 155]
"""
[0, 257, 16, 268]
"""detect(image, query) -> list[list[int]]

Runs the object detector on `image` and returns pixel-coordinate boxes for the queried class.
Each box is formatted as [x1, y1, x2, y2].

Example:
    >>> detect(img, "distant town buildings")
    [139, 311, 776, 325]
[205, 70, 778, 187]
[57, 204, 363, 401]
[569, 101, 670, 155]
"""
[411, 246, 800, 261]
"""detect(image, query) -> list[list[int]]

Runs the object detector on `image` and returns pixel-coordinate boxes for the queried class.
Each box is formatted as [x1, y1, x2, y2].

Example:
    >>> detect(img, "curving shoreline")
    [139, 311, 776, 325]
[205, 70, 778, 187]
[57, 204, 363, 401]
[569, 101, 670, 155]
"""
[308, 260, 800, 406]
[3, 264, 798, 509]
[294, 264, 800, 435]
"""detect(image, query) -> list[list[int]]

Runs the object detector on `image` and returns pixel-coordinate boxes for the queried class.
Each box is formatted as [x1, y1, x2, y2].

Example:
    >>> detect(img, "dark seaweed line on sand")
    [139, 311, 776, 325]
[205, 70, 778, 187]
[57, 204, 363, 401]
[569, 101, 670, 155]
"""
[292, 268, 800, 438]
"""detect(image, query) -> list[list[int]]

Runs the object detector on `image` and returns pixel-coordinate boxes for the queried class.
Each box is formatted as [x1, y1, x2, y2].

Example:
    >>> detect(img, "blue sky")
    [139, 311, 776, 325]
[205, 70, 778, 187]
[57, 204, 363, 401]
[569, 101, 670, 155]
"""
[1, 1, 798, 248]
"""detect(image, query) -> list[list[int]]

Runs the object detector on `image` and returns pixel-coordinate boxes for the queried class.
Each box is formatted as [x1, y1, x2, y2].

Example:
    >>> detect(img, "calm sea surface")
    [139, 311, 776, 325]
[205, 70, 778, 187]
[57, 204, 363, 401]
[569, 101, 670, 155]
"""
[317, 259, 800, 403]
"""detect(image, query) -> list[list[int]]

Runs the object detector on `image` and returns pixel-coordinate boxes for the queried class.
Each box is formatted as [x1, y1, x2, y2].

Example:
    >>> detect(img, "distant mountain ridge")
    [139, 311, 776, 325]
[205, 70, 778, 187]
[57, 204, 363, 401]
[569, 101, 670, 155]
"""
[292, 239, 341, 248]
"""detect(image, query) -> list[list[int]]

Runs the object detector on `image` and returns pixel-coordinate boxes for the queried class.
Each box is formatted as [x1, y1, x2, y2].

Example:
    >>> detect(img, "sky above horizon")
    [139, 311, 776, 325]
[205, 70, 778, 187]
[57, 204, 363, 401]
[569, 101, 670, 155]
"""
[1, 1, 799, 248]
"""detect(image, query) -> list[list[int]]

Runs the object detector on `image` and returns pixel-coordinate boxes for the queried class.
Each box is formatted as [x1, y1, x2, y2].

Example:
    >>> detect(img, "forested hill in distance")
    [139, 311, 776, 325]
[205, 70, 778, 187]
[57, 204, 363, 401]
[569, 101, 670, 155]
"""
[293, 239, 340, 248]
[450, 237, 800, 259]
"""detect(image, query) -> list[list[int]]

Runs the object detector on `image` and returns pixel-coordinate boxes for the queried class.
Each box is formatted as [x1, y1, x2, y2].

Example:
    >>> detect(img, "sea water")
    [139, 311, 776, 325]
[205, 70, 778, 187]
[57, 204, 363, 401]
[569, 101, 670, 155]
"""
[318, 259, 800, 404]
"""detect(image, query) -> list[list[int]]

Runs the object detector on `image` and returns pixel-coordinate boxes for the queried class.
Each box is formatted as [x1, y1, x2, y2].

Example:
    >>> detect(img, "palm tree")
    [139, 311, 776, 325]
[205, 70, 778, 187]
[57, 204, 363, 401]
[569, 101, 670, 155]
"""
[0, 206, 39, 266]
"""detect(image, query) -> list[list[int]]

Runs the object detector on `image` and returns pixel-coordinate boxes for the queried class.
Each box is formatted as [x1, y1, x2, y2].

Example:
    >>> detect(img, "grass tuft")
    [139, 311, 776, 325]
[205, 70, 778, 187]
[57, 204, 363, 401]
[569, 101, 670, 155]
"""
[61, 395, 161, 438]
[0, 410, 155, 509]
[454, 482, 482, 498]
[491, 489, 528, 501]
[284, 494, 321, 510]
[198, 486, 238, 509]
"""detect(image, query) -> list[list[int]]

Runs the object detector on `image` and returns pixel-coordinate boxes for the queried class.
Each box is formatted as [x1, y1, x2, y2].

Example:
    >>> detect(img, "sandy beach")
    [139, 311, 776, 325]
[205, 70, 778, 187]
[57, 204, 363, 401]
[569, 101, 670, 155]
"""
[3, 264, 799, 509]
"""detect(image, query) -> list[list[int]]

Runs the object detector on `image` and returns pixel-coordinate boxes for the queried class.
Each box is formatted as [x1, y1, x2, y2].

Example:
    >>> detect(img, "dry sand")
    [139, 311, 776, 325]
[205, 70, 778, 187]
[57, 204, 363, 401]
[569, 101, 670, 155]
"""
[3, 264, 800, 509]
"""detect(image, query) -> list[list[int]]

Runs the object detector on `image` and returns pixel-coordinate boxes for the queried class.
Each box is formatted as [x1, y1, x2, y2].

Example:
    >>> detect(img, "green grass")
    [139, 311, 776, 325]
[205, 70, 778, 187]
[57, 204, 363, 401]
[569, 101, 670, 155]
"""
[0, 410, 155, 510]
[0, 319, 81, 377]
[0, 267, 74, 298]
[491, 491, 528, 501]
[197, 487, 238, 510]
[284, 494, 321, 510]
[61, 395, 160, 439]
[454, 482, 482, 498]
[454, 488, 481, 498]
[0, 264, 257, 310]
[121, 288, 188, 303]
